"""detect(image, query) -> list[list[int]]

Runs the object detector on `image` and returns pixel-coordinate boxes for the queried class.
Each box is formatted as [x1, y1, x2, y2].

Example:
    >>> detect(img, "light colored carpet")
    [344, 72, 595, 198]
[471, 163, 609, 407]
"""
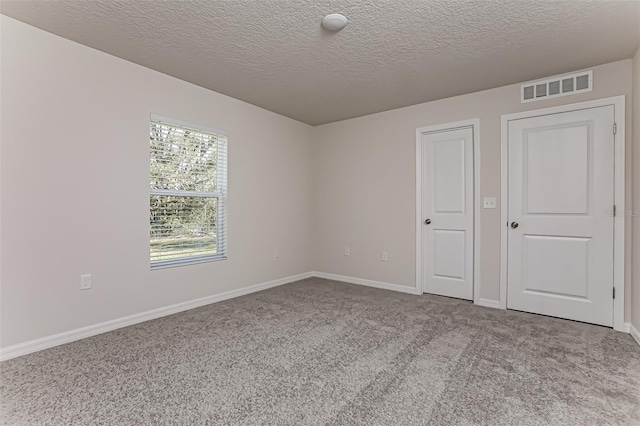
[1, 277, 639, 425]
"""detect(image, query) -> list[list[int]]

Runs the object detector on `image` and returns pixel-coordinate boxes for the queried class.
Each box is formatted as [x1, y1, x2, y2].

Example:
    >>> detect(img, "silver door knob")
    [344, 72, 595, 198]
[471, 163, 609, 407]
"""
[425, 219, 431, 225]
[510, 221, 519, 229]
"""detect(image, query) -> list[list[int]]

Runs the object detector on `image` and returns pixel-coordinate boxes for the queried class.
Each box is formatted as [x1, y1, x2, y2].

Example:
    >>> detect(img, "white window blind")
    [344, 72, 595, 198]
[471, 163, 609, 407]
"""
[149, 116, 227, 269]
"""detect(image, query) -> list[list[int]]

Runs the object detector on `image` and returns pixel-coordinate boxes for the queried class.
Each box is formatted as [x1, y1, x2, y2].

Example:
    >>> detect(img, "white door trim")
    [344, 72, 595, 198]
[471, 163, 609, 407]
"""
[416, 119, 481, 303]
[500, 96, 625, 331]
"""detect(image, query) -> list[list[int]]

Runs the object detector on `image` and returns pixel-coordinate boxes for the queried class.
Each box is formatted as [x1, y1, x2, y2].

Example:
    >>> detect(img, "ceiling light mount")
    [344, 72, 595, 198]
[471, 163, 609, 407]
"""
[321, 14, 348, 32]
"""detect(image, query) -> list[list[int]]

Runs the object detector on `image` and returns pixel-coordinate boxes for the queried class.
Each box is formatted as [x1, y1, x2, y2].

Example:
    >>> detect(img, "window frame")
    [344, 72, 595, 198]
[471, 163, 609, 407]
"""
[149, 114, 228, 270]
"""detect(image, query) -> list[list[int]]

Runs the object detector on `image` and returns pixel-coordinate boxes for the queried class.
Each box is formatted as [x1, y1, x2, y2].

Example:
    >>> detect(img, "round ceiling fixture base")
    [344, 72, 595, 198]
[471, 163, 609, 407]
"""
[322, 14, 348, 32]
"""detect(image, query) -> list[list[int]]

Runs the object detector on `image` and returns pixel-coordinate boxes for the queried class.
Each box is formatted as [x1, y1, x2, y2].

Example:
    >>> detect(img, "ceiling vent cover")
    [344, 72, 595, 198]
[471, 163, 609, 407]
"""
[521, 70, 592, 103]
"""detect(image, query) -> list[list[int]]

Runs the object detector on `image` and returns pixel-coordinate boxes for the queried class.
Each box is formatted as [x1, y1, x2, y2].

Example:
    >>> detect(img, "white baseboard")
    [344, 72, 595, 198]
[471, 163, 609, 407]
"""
[5, 270, 635, 362]
[312, 271, 420, 295]
[475, 298, 500, 309]
[629, 323, 640, 347]
[0, 272, 313, 362]
[313, 272, 504, 310]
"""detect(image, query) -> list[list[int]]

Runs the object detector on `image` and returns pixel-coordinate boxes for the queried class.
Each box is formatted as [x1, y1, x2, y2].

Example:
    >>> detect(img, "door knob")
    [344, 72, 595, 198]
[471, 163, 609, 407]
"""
[424, 219, 431, 225]
[510, 221, 519, 229]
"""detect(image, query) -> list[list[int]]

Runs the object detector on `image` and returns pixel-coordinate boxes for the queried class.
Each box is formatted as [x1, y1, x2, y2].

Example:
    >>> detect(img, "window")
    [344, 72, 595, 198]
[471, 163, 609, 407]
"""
[149, 115, 227, 269]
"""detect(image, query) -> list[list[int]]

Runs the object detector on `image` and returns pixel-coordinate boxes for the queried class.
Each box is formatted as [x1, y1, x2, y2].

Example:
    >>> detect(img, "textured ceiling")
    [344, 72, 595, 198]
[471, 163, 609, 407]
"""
[1, 1, 639, 125]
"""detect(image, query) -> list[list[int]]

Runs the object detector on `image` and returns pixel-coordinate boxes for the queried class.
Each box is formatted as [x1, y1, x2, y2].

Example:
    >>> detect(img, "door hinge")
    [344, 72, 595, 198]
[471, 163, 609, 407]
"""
[613, 122, 617, 135]
[613, 205, 617, 216]
[613, 287, 616, 299]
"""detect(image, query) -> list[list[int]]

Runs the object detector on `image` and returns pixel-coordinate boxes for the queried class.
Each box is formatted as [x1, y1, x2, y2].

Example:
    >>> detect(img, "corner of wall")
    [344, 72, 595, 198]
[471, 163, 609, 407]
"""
[632, 45, 640, 335]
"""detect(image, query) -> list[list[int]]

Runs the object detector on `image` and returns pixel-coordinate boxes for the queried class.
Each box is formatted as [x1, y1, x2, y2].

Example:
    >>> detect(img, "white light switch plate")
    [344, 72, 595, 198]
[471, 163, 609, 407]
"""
[483, 197, 497, 209]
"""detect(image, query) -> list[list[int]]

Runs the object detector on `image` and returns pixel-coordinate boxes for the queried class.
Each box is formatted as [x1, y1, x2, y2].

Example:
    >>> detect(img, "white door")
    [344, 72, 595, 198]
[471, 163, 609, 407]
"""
[507, 106, 615, 326]
[422, 127, 473, 300]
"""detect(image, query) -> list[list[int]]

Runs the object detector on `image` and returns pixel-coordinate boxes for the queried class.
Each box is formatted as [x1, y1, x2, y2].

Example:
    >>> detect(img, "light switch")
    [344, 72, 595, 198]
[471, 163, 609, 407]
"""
[483, 197, 497, 209]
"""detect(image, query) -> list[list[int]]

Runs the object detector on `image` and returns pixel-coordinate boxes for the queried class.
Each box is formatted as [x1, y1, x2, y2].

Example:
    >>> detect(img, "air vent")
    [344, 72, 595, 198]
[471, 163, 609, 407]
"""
[521, 70, 592, 103]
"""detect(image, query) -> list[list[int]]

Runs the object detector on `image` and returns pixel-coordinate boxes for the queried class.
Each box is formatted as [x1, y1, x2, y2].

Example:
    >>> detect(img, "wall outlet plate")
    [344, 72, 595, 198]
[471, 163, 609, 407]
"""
[483, 197, 497, 209]
[344, 247, 350, 256]
[80, 274, 91, 290]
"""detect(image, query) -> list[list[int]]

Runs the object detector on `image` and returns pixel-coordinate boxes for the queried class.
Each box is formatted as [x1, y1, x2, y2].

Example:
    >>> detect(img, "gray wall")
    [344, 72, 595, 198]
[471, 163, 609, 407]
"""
[1, 16, 638, 349]
[633, 46, 640, 331]
[0, 17, 314, 347]
[312, 60, 634, 322]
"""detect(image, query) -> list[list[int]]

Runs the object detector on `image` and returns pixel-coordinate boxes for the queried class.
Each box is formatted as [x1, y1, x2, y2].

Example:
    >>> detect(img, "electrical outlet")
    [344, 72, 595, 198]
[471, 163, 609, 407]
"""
[344, 246, 350, 256]
[274, 248, 280, 259]
[80, 274, 91, 290]
[483, 197, 497, 209]
[381, 251, 389, 262]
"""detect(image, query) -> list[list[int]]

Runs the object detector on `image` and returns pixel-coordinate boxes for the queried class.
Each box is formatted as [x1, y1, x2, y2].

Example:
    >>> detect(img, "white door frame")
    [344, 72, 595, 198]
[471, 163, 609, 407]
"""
[500, 96, 626, 331]
[416, 119, 482, 303]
